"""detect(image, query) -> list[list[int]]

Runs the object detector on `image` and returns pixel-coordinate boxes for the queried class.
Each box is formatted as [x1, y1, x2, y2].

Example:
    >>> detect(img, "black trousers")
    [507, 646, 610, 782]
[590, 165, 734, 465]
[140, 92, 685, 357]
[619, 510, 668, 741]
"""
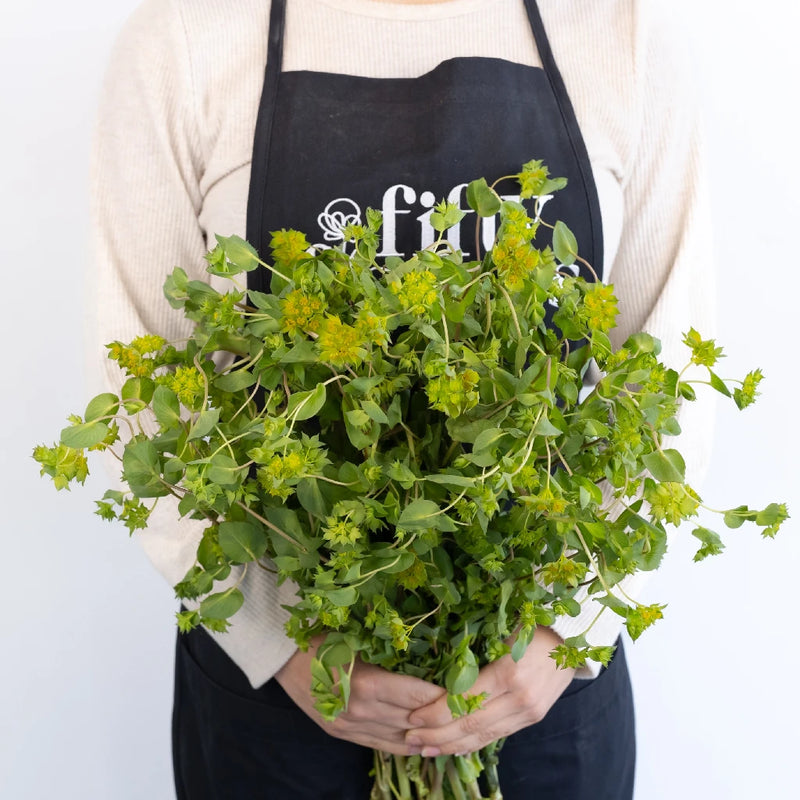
[173, 627, 635, 800]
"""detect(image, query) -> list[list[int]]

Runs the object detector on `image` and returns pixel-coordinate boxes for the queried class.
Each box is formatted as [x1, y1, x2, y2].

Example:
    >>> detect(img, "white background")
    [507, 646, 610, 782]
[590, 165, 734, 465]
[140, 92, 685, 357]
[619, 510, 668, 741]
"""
[1, 1, 798, 798]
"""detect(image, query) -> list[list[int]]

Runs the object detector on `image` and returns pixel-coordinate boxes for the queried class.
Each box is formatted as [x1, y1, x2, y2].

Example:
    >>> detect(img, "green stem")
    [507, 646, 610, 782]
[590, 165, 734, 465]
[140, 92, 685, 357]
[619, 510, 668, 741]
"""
[445, 757, 470, 800]
[394, 755, 412, 799]
[483, 741, 504, 800]
[431, 759, 445, 800]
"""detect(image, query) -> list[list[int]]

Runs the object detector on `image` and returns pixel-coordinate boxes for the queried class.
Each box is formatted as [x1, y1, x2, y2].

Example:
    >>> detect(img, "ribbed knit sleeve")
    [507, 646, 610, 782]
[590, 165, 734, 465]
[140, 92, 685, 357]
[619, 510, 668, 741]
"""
[548, 0, 716, 670]
[91, 0, 716, 687]
[92, 0, 299, 688]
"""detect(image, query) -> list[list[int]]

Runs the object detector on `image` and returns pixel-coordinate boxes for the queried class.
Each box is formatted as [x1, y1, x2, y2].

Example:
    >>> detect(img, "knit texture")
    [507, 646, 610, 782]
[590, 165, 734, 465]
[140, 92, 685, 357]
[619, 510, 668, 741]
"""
[92, 0, 715, 686]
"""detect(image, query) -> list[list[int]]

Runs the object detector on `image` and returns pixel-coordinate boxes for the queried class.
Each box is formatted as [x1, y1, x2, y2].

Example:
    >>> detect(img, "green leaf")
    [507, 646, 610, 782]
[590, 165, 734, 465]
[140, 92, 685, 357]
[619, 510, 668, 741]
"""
[511, 626, 534, 662]
[360, 400, 388, 425]
[398, 499, 443, 530]
[465, 178, 501, 217]
[430, 200, 466, 233]
[325, 586, 358, 607]
[214, 234, 260, 272]
[424, 473, 475, 488]
[539, 176, 568, 195]
[755, 503, 787, 526]
[386, 394, 402, 428]
[532, 414, 562, 437]
[708, 370, 732, 398]
[446, 415, 502, 444]
[206, 455, 244, 487]
[345, 408, 371, 428]
[287, 383, 326, 421]
[121, 377, 155, 413]
[200, 587, 244, 620]
[214, 369, 256, 393]
[723, 505, 752, 529]
[84, 393, 119, 423]
[188, 408, 221, 441]
[122, 439, 168, 497]
[691, 526, 725, 561]
[152, 386, 182, 428]
[678, 382, 697, 401]
[320, 639, 355, 668]
[552, 221, 578, 266]
[60, 421, 109, 449]
[642, 449, 686, 483]
[218, 521, 268, 564]
[445, 648, 479, 694]
[387, 461, 417, 488]
[472, 427, 507, 454]
[163, 267, 189, 308]
[297, 478, 329, 517]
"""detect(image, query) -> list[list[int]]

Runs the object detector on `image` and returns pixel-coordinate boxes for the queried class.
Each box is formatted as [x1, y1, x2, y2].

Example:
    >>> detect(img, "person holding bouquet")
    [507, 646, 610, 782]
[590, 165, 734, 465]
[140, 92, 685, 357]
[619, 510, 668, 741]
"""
[92, 0, 714, 797]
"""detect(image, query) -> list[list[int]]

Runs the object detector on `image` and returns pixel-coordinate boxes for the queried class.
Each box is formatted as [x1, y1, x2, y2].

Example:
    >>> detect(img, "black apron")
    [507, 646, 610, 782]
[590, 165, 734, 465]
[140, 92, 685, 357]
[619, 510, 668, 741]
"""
[174, 2, 634, 798]
[246, 0, 603, 284]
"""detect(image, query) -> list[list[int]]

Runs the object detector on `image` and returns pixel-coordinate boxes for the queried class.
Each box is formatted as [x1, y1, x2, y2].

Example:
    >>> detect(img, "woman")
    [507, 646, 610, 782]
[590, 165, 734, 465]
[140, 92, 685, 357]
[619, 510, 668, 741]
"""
[93, 0, 714, 797]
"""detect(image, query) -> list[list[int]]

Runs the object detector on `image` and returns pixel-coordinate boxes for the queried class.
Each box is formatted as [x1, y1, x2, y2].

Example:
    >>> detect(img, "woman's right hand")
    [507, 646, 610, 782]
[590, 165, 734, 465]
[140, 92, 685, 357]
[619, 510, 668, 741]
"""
[274, 640, 446, 755]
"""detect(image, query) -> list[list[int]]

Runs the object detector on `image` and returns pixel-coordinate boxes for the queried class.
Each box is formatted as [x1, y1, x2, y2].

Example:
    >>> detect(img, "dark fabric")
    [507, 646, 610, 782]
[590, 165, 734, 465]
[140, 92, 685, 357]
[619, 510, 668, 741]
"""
[172, 627, 373, 800]
[173, 0, 629, 796]
[246, 0, 603, 288]
[172, 626, 635, 800]
[494, 642, 636, 800]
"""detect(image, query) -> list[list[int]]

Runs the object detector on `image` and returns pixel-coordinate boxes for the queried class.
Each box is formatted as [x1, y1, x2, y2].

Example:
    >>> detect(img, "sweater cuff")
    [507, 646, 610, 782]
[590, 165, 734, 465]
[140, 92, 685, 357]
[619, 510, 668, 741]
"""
[135, 496, 301, 689]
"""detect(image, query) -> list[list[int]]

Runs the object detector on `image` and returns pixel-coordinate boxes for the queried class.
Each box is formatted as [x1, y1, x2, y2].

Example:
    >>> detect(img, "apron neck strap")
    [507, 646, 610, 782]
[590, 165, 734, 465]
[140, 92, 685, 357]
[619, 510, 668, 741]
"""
[247, 0, 287, 249]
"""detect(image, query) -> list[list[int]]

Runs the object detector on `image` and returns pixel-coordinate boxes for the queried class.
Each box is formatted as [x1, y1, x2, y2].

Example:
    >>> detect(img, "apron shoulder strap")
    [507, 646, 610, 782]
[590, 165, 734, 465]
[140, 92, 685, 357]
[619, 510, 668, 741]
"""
[523, 0, 604, 275]
[247, 0, 288, 252]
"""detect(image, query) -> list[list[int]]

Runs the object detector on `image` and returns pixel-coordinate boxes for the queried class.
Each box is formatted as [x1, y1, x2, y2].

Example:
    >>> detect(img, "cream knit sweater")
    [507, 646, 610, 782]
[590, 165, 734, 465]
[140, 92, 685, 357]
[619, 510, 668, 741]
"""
[92, 0, 715, 687]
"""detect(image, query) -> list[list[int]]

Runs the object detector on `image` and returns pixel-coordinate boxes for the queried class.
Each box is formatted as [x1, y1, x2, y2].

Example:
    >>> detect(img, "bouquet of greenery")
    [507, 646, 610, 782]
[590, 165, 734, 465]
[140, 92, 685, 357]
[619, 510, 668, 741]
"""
[34, 161, 787, 799]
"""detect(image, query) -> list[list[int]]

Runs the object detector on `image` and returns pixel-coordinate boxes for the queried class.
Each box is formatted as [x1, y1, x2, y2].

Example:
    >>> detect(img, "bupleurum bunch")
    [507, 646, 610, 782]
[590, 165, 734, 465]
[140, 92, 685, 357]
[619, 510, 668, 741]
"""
[34, 161, 787, 800]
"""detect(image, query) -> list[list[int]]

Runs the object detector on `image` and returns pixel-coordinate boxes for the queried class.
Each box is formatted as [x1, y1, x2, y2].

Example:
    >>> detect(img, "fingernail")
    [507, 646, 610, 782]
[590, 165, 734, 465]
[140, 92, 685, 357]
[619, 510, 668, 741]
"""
[406, 735, 423, 747]
[422, 746, 441, 758]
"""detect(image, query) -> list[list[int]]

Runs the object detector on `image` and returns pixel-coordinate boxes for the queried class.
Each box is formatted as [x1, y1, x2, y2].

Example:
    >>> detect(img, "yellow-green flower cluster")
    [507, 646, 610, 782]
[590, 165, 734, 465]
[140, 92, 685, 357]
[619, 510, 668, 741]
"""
[107, 334, 167, 378]
[388, 613, 412, 652]
[734, 369, 763, 410]
[518, 158, 551, 198]
[500, 207, 538, 243]
[541, 553, 588, 588]
[625, 603, 665, 641]
[256, 450, 311, 499]
[396, 558, 427, 590]
[198, 291, 244, 333]
[355, 309, 389, 348]
[317, 316, 365, 367]
[322, 517, 362, 548]
[319, 605, 350, 629]
[645, 481, 699, 526]
[281, 289, 326, 335]
[270, 228, 310, 263]
[162, 365, 206, 409]
[580, 283, 618, 333]
[426, 369, 480, 418]
[491, 238, 540, 292]
[32, 443, 88, 491]
[683, 327, 724, 368]
[527, 485, 568, 515]
[391, 269, 438, 315]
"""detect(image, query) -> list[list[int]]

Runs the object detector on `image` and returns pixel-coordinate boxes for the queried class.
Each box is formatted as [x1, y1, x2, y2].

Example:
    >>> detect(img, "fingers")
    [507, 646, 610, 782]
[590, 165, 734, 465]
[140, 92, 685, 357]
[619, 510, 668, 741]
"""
[356, 662, 447, 711]
[407, 661, 506, 728]
[405, 691, 527, 756]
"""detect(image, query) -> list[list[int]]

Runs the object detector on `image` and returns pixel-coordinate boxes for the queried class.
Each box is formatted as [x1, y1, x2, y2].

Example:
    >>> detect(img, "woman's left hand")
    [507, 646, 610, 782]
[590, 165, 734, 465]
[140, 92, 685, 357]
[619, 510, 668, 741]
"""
[404, 627, 575, 756]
